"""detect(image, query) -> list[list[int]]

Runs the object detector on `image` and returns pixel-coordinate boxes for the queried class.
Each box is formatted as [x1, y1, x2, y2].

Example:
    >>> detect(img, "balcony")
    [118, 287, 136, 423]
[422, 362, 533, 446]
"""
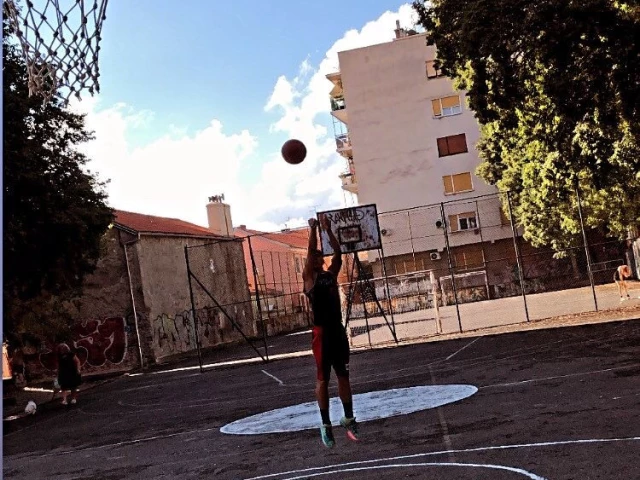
[335, 133, 352, 157]
[339, 171, 358, 194]
[330, 96, 348, 124]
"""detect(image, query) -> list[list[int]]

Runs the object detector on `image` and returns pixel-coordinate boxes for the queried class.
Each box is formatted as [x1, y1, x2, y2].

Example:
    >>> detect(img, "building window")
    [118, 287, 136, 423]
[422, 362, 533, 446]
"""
[437, 134, 468, 157]
[448, 212, 478, 232]
[294, 256, 303, 273]
[331, 96, 346, 111]
[453, 248, 485, 270]
[426, 60, 443, 79]
[432, 95, 462, 117]
[442, 172, 473, 195]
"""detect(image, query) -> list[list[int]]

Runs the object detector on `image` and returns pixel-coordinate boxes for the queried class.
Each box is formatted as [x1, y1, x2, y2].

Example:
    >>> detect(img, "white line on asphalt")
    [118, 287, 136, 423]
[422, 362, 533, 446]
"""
[261, 370, 285, 386]
[445, 337, 481, 361]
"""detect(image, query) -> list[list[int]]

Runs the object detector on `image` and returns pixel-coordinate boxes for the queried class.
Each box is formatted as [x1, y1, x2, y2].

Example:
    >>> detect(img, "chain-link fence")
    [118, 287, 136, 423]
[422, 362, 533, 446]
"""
[242, 229, 313, 339]
[368, 187, 634, 347]
[184, 238, 266, 370]
[183, 186, 636, 360]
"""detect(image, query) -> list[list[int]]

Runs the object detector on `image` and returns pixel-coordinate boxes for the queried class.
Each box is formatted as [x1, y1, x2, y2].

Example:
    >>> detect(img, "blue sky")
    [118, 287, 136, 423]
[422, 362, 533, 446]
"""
[72, 1, 417, 230]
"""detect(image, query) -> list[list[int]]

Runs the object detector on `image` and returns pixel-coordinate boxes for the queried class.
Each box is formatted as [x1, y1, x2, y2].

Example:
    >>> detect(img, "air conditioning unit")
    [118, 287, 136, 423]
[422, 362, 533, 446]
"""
[430, 252, 441, 260]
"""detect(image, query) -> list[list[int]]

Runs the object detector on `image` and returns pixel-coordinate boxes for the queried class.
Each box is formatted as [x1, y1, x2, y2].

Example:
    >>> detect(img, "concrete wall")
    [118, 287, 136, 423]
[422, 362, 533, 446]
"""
[135, 235, 255, 362]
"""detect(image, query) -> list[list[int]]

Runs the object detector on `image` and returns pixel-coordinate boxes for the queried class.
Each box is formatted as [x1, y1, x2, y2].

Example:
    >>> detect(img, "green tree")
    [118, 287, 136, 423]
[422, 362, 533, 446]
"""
[3, 17, 113, 339]
[414, 0, 640, 251]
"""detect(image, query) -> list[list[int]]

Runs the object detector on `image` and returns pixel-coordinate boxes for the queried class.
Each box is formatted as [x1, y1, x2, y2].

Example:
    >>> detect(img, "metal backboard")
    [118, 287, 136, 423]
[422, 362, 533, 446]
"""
[318, 204, 381, 255]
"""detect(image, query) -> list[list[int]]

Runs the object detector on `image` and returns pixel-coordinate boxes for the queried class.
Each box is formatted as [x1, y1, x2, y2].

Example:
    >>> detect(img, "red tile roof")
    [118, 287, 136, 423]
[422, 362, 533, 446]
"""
[234, 227, 309, 249]
[114, 210, 225, 238]
[268, 229, 309, 249]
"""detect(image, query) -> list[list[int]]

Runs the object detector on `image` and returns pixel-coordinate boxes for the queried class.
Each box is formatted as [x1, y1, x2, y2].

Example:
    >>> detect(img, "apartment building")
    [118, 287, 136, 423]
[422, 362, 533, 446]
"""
[327, 21, 516, 290]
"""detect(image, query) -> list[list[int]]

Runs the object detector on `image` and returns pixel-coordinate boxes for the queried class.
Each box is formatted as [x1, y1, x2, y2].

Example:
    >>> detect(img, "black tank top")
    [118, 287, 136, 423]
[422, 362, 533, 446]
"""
[306, 271, 343, 328]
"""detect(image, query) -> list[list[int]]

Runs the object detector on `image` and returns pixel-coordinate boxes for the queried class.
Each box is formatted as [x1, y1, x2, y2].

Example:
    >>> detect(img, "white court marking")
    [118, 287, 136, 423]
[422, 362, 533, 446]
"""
[242, 436, 640, 480]
[480, 364, 640, 389]
[444, 337, 481, 361]
[261, 370, 285, 386]
[270, 462, 546, 480]
[220, 385, 477, 435]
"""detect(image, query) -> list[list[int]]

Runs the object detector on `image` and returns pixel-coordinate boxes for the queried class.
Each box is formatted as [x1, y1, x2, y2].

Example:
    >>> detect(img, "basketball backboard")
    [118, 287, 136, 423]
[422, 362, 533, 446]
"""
[318, 204, 381, 255]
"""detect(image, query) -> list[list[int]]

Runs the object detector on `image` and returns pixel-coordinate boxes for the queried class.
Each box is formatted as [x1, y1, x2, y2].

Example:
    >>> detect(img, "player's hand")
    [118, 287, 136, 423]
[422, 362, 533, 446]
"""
[308, 218, 318, 228]
[319, 214, 331, 230]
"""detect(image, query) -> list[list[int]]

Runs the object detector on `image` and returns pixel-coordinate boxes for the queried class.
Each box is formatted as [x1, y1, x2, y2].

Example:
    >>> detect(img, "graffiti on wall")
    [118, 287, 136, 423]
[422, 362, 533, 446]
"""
[151, 306, 251, 357]
[39, 317, 128, 370]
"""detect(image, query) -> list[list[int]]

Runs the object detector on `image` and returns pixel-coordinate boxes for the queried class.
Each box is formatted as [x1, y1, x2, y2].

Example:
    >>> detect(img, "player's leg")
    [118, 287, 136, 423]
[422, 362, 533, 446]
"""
[312, 326, 335, 448]
[334, 332, 359, 441]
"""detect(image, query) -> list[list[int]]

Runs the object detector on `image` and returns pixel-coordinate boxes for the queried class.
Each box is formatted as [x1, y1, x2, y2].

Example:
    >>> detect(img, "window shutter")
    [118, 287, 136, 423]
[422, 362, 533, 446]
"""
[441, 95, 460, 108]
[448, 214, 459, 232]
[448, 134, 468, 155]
[442, 175, 454, 194]
[431, 99, 442, 117]
[452, 172, 472, 192]
[426, 60, 440, 78]
[437, 137, 449, 157]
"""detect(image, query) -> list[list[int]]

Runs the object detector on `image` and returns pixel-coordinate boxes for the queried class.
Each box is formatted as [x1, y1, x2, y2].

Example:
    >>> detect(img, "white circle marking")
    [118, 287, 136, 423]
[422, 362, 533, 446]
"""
[221, 384, 477, 435]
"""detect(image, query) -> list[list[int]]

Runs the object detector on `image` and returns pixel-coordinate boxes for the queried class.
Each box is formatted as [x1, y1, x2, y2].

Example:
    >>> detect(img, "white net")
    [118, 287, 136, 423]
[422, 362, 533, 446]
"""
[4, 0, 109, 104]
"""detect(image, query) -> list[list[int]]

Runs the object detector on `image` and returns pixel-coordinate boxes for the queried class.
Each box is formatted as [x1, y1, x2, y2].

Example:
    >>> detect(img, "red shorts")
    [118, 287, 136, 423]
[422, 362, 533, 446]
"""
[312, 326, 350, 382]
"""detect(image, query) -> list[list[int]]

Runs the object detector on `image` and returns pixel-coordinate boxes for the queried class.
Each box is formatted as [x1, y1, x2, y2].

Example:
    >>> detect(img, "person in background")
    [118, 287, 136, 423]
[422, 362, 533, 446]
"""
[56, 343, 82, 405]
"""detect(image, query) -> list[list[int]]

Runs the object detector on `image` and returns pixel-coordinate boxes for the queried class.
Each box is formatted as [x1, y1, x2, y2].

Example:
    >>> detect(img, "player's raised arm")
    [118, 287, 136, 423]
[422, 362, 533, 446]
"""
[303, 218, 319, 281]
[320, 214, 342, 276]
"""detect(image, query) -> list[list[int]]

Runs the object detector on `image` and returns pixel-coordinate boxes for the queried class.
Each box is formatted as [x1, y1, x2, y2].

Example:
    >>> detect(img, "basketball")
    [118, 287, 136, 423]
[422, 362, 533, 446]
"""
[281, 139, 307, 165]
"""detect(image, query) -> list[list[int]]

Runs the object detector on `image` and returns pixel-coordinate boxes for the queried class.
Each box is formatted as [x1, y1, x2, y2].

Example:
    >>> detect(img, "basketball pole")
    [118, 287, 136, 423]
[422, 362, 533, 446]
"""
[343, 253, 358, 346]
[352, 253, 398, 344]
[378, 246, 398, 343]
[356, 258, 374, 348]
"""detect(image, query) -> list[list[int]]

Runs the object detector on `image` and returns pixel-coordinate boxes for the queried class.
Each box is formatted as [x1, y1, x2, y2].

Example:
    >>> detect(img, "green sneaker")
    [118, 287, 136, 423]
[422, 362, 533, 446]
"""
[320, 424, 335, 448]
[340, 416, 359, 441]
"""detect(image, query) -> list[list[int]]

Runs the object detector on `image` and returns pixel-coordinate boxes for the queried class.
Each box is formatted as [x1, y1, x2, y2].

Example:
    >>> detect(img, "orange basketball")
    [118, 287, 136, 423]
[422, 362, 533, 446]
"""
[281, 139, 307, 165]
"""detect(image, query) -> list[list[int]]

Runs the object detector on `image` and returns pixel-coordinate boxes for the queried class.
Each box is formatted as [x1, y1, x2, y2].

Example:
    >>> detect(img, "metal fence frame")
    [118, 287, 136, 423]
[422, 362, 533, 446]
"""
[183, 185, 634, 360]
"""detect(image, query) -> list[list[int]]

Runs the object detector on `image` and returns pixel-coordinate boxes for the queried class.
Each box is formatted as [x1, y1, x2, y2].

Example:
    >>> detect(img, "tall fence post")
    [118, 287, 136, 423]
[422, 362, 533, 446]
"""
[248, 236, 269, 361]
[183, 245, 204, 374]
[440, 202, 462, 332]
[123, 242, 145, 370]
[575, 184, 599, 311]
[506, 191, 530, 322]
[429, 270, 442, 333]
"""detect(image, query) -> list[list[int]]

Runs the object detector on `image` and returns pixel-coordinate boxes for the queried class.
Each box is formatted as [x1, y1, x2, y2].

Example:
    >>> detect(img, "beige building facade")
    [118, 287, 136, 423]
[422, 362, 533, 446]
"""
[327, 22, 516, 296]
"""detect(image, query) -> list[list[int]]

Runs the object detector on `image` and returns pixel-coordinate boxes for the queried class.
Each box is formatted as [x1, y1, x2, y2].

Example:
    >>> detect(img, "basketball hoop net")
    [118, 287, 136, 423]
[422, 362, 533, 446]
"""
[3, 0, 109, 105]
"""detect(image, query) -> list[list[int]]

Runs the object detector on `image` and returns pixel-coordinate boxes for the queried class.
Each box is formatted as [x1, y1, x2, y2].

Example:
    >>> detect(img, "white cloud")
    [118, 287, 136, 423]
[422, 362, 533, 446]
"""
[74, 97, 259, 228]
[261, 3, 419, 218]
[76, 4, 417, 232]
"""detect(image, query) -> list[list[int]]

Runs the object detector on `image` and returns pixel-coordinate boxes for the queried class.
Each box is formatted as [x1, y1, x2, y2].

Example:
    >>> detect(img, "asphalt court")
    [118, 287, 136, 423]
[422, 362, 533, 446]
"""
[3, 319, 639, 479]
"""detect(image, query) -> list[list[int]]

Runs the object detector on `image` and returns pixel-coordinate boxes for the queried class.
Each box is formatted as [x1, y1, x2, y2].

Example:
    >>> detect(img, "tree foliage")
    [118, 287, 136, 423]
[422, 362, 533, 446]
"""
[3, 17, 113, 338]
[414, 0, 640, 251]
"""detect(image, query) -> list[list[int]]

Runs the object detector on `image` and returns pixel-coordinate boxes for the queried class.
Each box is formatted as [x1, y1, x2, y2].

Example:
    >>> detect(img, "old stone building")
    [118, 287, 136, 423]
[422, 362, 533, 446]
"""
[26, 210, 253, 379]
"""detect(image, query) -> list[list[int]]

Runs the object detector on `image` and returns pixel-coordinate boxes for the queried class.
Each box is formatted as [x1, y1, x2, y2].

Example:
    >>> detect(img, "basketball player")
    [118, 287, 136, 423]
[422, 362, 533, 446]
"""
[614, 264, 632, 301]
[304, 214, 359, 448]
